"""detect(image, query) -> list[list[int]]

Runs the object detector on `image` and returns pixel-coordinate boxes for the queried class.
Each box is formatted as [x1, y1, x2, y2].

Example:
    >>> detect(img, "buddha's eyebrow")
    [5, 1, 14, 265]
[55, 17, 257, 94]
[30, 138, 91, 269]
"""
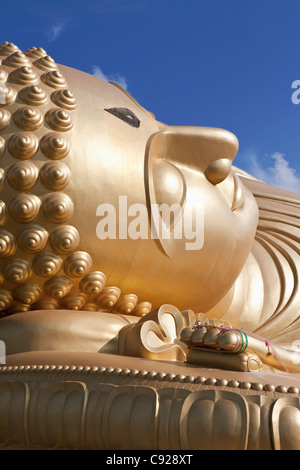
[109, 81, 156, 120]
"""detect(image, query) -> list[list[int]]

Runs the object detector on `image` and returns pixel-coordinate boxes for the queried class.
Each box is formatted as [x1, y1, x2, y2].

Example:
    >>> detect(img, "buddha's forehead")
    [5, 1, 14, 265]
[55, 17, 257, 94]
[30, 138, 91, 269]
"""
[60, 64, 158, 128]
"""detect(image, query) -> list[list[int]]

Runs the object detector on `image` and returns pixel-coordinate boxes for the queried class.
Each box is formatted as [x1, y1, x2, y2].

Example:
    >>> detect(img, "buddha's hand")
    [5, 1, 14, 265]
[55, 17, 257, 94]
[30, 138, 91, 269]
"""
[180, 323, 248, 353]
[179, 323, 262, 372]
[180, 322, 297, 373]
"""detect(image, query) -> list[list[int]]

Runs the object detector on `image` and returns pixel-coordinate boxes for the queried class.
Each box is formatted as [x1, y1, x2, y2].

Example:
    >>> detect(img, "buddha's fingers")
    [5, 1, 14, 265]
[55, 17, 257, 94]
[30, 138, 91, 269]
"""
[180, 325, 299, 372]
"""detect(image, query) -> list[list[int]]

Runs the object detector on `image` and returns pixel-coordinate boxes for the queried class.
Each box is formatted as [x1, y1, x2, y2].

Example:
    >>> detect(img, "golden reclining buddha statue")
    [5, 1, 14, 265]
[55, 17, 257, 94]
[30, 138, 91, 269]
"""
[0, 41, 300, 450]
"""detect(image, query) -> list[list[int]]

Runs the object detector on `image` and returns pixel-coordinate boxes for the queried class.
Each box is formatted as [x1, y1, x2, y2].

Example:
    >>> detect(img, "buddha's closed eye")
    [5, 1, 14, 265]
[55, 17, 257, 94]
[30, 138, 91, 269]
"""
[105, 107, 140, 128]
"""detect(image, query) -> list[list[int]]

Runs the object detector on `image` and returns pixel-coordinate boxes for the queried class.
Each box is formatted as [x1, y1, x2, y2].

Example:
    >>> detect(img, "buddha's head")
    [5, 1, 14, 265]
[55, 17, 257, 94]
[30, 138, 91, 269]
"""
[0, 42, 258, 316]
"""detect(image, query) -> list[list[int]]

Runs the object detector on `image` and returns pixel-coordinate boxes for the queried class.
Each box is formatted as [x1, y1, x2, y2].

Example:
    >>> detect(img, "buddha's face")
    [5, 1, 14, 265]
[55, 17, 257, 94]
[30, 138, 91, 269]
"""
[0, 46, 258, 315]
[60, 65, 258, 312]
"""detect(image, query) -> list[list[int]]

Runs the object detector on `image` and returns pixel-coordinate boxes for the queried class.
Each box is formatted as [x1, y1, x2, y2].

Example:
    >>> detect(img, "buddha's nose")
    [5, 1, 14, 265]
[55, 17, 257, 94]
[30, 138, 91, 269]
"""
[147, 126, 239, 184]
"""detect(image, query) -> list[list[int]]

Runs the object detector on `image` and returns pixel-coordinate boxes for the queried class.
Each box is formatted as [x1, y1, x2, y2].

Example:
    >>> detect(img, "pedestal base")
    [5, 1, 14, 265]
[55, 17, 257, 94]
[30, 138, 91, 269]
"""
[1, 351, 300, 450]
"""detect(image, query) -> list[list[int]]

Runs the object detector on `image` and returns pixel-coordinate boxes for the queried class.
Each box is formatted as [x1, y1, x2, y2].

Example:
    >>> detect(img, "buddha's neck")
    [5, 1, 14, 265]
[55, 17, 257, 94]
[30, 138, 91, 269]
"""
[221, 180, 300, 344]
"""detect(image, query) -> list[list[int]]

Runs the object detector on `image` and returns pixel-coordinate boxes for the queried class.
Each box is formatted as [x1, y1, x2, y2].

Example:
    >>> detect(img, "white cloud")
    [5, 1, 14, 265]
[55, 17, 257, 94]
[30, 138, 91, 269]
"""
[91, 65, 128, 91]
[47, 20, 68, 42]
[248, 152, 300, 194]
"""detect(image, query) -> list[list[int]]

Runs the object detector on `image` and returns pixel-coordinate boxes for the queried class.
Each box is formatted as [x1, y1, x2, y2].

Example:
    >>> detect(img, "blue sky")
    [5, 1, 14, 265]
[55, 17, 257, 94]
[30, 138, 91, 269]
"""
[1, 0, 300, 193]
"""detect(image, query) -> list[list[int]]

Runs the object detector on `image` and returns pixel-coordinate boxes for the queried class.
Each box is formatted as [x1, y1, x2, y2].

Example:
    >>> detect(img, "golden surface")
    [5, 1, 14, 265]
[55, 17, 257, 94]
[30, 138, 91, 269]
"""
[0, 41, 300, 449]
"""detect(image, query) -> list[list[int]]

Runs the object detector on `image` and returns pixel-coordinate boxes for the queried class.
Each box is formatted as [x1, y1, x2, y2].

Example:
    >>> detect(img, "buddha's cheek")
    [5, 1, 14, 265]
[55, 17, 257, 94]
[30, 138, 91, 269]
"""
[168, 183, 258, 308]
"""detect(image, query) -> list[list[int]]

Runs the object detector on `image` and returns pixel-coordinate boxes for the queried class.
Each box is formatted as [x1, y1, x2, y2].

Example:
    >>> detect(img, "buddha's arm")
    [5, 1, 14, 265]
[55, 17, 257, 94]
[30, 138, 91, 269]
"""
[1, 306, 299, 374]
[118, 305, 300, 373]
[0, 309, 139, 356]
